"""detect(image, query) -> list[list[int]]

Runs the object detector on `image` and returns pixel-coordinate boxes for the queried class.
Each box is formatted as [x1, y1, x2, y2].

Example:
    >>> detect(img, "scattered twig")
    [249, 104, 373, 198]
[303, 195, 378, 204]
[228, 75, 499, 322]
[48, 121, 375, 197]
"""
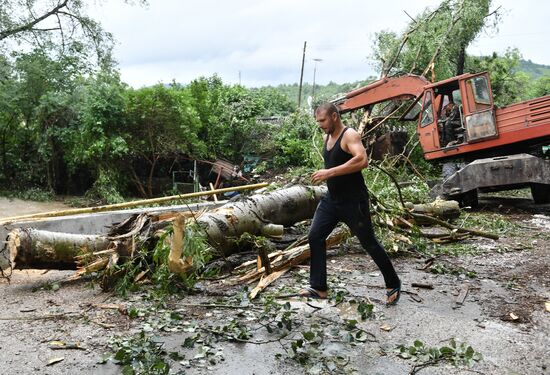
[411, 282, 434, 289]
[316, 315, 377, 342]
[409, 359, 440, 375]
[455, 284, 470, 306]
[201, 326, 283, 345]
[409, 213, 499, 240]
[0, 312, 81, 321]
[178, 303, 263, 310]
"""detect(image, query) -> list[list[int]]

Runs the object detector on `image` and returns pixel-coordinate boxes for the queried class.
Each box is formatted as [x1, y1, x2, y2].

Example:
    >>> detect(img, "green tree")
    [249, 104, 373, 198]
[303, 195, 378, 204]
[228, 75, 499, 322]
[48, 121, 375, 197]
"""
[466, 48, 530, 106]
[0, 0, 146, 66]
[0, 56, 20, 182]
[250, 86, 295, 116]
[273, 111, 320, 168]
[187, 76, 295, 163]
[216, 85, 265, 163]
[62, 69, 129, 199]
[372, 0, 501, 81]
[187, 75, 225, 159]
[7, 49, 85, 191]
[527, 76, 550, 98]
[124, 84, 206, 197]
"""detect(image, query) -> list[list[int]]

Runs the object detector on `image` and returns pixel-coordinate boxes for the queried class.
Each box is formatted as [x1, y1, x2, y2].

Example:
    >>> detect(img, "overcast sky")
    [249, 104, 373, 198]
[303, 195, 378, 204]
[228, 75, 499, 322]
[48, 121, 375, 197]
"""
[89, 0, 550, 88]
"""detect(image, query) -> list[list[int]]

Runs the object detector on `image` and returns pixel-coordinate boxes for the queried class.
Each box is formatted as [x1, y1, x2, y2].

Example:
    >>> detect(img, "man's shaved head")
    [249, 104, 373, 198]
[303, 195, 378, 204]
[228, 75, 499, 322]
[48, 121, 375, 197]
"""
[315, 102, 340, 119]
[315, 102, 342, 135]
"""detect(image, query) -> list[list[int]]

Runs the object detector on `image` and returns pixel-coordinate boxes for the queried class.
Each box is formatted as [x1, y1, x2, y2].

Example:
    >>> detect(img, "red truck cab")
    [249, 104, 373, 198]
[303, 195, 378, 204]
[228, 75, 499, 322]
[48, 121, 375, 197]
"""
[411, 72, 550, 161]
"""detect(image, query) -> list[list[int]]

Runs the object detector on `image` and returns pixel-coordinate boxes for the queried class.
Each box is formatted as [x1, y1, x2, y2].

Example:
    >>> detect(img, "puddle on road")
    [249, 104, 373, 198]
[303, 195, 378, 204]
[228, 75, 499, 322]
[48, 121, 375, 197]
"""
[525, 214, 550, 229]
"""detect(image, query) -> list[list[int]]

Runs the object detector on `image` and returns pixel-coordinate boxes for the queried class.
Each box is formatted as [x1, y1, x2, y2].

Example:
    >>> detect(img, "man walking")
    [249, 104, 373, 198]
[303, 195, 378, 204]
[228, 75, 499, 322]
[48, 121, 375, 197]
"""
[299, 103, 401, 305]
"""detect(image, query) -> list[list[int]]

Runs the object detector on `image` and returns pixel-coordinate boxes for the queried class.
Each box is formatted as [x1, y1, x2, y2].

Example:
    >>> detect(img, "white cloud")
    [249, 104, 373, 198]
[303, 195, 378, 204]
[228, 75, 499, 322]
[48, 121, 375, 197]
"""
[89, 0, 550, 88]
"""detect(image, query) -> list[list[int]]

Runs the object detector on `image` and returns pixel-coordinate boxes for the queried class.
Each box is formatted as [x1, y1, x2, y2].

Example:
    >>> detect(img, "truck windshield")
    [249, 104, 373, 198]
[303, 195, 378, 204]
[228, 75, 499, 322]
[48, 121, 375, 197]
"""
[468, 76, 491, 105]
[420, 91, 433, 127]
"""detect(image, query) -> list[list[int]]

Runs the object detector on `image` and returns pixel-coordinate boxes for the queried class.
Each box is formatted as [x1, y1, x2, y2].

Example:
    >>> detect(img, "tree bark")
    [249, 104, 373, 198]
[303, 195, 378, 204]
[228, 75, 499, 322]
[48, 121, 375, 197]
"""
[130, 165, 148, 198]
[1, 184, 326, 273]
[3, 228, 110, 270]
[196, 185, 326, 256]
[0, 0, 69, 41]
[456, 42, 466, 76]
[405, 199, 460, 222]
[147, 155, 159, 198]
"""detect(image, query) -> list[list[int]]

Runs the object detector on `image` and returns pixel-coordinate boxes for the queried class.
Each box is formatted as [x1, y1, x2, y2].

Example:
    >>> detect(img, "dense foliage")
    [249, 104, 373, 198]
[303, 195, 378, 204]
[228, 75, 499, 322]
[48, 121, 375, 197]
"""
[372, 0, 500, 80]
[0, 50, 309, 199]
[0, 0, 548, 202]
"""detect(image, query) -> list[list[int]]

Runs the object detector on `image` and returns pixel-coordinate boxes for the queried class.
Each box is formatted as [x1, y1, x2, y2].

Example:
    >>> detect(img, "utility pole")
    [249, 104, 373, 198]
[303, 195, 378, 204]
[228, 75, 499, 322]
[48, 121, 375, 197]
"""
[312, 58, 323, 105]
[298, 41, 307, 108]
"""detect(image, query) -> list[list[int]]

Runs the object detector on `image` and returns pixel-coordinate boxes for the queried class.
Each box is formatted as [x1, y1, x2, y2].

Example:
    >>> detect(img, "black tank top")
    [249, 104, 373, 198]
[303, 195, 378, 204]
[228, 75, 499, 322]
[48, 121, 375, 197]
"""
[324, 127, 368, 202]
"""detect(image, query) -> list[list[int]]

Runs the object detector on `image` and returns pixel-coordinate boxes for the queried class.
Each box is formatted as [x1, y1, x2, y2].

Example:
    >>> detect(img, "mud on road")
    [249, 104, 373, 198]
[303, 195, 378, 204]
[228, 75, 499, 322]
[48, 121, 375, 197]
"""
[0, 197, 70, 219]
[0, 195, 549, 375]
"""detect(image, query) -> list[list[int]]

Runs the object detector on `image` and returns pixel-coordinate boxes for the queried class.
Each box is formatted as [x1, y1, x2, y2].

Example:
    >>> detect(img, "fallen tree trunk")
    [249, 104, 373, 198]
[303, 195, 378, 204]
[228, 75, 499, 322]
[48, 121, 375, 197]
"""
[1, 185, 326, 275]
[1, 213, 157, 273]
[405, 199, 460, 222]
[195, 184, 326, 256]
[3, 229, 111, 270]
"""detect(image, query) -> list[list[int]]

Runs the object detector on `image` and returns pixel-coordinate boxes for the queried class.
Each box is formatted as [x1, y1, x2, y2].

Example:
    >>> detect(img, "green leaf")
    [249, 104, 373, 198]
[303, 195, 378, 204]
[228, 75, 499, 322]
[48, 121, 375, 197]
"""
[168, 351, 184, 361]
[413, 340, 424, 348]
[399, 352, 412, 359]
[472, 352, 483, 361]
[97, 353, 111, 364]
[440, 346, 453, 355]
[128, 307, 139, 319]
[355, 331, 368, 342]
[114, 348, 127, 362]
[345, 319, 358, 330]
[302, 331, 315, 341]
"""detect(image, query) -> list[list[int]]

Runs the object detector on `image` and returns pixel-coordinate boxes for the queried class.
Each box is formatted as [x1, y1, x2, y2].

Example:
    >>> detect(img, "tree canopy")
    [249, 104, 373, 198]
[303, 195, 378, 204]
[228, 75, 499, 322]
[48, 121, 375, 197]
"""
[0, 0, 547, 202]
[372, 0, 501, 81]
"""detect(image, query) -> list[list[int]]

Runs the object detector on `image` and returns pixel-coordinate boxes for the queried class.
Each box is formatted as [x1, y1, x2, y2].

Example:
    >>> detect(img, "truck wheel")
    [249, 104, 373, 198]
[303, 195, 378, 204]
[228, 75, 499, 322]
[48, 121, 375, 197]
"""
[458, 189, 479, 208]
[531, 183, 550, 204]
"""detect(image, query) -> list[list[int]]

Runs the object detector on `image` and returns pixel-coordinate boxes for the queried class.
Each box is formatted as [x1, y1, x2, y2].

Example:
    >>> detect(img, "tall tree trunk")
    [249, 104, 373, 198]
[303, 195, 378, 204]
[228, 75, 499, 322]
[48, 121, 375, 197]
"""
[130, 166, 148, 198]
[1, 185, 327, 273]
[456, 42, 466, 76]
[147, 155, 159, 198]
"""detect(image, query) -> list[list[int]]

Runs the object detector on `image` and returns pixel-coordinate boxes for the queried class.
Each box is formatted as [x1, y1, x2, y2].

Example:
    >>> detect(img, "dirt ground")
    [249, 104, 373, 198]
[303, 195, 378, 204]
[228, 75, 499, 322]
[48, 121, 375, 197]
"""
[0, 195, 549, 374]
[0, 197, 71, 219]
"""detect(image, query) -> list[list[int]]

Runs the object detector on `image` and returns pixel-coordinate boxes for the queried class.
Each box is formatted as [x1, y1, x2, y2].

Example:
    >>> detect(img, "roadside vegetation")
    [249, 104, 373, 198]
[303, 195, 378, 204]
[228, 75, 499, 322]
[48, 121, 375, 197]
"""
[1, 0, 549, 205]
[1, 1, 549, 375]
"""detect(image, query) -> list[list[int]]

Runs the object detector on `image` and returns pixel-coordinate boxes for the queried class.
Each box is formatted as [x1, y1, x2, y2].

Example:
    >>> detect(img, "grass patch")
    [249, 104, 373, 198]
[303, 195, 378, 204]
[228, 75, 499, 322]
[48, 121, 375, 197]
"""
[431, 242, 484, 257]
[458, 212, 518, 235]
[483, 189, 531, 199]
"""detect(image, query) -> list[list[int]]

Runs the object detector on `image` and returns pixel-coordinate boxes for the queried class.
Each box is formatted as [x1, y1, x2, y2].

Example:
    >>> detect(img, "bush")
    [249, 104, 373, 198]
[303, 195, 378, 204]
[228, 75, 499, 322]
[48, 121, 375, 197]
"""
[84, 168, 125, 204]
[273, 111, 322, 168]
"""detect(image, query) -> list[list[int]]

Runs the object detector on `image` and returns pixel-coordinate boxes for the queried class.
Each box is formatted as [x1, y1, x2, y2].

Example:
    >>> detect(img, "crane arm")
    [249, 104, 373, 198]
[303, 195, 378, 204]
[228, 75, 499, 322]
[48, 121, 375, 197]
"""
[333, 75, 429, 114]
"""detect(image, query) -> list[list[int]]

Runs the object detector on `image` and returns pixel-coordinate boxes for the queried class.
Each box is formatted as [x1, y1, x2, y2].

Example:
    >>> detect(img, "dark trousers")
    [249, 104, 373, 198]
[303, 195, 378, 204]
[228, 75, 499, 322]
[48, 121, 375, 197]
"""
[308, 193, 400, 291]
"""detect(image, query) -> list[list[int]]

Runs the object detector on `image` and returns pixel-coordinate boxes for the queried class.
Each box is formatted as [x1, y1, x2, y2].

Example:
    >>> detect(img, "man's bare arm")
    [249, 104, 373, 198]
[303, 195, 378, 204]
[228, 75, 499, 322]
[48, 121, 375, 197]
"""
[311, 129, 367, 183]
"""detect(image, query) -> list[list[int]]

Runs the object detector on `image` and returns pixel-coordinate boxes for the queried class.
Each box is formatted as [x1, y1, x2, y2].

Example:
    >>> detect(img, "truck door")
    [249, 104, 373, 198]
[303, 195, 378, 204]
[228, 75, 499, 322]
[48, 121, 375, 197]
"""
[417, 90, 439, 152]
[460, 73, 497, 142]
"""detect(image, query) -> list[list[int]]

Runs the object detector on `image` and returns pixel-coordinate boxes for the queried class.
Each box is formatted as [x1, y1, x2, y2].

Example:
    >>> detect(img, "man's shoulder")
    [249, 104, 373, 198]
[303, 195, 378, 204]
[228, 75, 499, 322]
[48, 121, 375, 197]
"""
[342, 127, 361, 142]
[344, 127, 360, 136]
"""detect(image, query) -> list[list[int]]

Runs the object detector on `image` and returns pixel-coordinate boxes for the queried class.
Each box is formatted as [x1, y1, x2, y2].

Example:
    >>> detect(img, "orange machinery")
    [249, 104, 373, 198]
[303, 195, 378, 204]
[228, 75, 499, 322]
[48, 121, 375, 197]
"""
[334, 72, 550, 206]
